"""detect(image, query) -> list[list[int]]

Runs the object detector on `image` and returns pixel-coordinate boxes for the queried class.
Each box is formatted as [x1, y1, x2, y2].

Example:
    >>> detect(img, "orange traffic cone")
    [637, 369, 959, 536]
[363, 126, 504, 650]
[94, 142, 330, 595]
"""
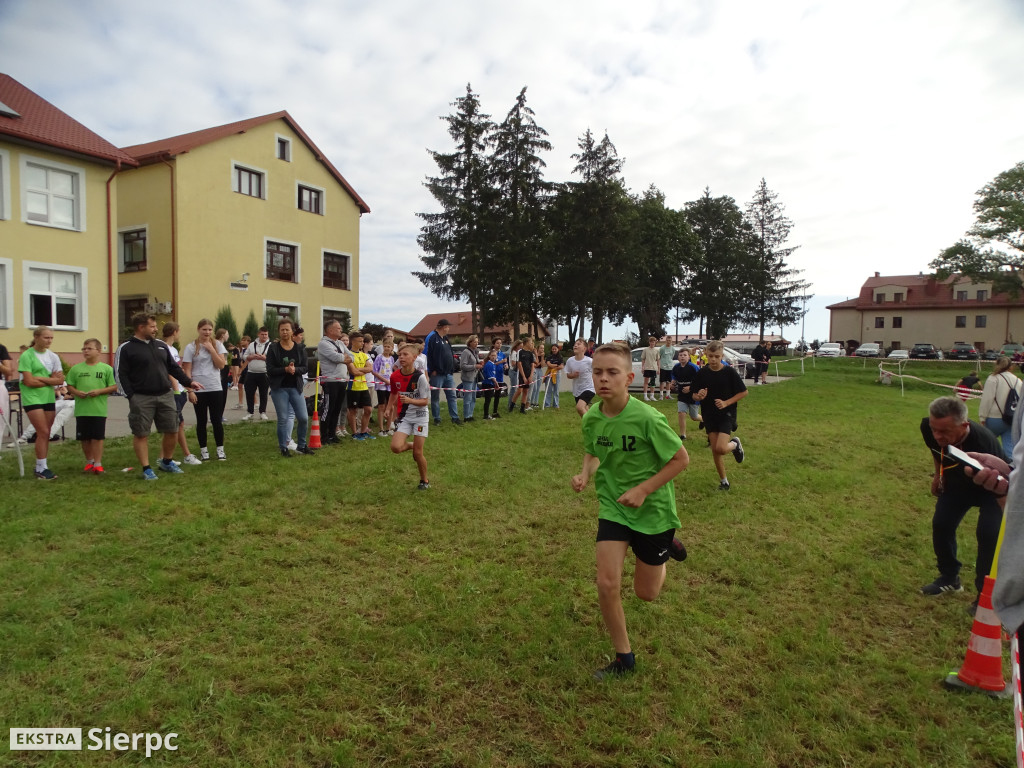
[944, 575, 1012, 698]
[309, 409, 322, 449]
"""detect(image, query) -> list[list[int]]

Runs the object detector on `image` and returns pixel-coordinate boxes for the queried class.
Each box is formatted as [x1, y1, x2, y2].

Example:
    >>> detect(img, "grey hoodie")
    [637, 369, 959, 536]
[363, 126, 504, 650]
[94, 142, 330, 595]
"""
[460, 345, 480, 384]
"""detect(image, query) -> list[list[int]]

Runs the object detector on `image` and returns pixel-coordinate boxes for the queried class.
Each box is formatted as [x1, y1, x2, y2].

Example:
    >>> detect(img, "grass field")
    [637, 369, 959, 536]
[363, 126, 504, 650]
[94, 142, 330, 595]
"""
[1, 358, 1017, 767]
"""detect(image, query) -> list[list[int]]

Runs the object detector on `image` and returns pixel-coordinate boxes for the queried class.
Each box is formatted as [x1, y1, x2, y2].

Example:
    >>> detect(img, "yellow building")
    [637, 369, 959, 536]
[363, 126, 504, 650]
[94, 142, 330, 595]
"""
[118, 111, 369, 341]
[0, 74, 138, 362]
[828, 272, 1024, 353]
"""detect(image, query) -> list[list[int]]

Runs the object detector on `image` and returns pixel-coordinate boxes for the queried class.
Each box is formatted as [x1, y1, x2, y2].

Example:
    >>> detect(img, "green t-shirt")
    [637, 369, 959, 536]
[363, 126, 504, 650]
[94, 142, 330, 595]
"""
[18, 348, 60, 407]
[581, 397, 683, 534]
[66, 361, 116, 417]
[659, 345, 677, 370]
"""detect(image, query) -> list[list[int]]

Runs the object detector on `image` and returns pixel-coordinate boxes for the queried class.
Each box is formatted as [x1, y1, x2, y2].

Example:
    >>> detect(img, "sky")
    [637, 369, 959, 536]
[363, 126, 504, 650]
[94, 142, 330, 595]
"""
[2, 0, 1022, 344]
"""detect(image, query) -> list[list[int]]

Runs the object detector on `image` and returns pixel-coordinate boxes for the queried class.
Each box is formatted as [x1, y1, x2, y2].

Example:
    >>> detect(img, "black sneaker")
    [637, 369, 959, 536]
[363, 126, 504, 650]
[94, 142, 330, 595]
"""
[921, 575, 962, 595]
[492, 412, 500, 419]
[698, 421, 705, 431]
[669, 537, 687, 562]
[417, 481, 430, 491]
[732, 436, 744, 463]
[34, 468, 57, 480]
[718, 479, 730, 491]
[679, 434, 688, 440]
[593, 657, 635, 681]
[295, 445, 316, 455]
[280, 447, 292, 458]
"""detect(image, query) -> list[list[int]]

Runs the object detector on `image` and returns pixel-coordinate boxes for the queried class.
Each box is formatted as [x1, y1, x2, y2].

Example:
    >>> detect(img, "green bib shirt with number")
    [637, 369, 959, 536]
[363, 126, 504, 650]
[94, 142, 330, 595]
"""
[581, 397, 683, 534]
[18, 348, 58, 407]
[66, 361, 116, 417]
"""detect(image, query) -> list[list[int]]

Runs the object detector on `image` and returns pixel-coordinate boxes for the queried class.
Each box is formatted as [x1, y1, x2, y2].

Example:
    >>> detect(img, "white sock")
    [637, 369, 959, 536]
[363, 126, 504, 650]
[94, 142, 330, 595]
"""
[35, 459, 46, 472]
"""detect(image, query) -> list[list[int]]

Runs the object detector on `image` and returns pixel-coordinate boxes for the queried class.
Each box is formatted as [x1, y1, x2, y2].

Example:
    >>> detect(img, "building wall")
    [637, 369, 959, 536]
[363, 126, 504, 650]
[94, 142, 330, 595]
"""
[830, 305, 1024, 352]
[170, 120, 360, 338]
[0, 140, 116, 362]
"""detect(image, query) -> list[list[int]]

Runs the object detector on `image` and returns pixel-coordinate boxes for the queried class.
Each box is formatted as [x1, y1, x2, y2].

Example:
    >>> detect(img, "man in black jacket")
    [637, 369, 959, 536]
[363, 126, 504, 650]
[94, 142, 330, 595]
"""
[424, 318, 460, 426]
[115, 314, 200, 479]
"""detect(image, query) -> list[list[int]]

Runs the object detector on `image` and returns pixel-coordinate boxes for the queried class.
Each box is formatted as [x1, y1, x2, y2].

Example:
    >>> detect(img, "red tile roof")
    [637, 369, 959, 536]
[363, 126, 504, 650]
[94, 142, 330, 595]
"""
[0, 74, 137, 166]
[121, 111, 369, 214]
[408, 312, 549, 340]
[826, 273, 1022, 310]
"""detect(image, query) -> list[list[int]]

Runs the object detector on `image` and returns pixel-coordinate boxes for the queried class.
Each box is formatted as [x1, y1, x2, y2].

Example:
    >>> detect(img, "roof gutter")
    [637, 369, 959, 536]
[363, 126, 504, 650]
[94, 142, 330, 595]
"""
[159, 156, 177, 321]
[105, 160, 123, 362]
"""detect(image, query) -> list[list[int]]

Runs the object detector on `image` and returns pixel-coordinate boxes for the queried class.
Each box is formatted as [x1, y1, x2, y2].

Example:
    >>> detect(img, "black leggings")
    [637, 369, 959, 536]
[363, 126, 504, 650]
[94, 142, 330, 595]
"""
[483, 383, 505, 416]
[244, 372, 269, 414]
[193, 390, 225, 449]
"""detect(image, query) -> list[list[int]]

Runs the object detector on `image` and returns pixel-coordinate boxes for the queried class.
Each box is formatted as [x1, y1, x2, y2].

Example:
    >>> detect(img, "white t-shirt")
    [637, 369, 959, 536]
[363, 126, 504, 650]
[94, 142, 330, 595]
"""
[168, 345, 185, 394]
[182, 340, 227, 391]
[565, 355, 595, 397]
[244, 339, 272, 374]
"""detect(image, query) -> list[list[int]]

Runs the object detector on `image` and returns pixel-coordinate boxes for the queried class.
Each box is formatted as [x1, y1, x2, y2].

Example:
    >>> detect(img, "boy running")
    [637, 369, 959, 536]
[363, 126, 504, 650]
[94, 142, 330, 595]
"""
[671, 348, 702, 440]
[691, 340, 748, 490]
[65, 338, 117, 473]
[572, 342, 689, 680]
[564, 338, 595, 417]
[386, 343, 432, 490]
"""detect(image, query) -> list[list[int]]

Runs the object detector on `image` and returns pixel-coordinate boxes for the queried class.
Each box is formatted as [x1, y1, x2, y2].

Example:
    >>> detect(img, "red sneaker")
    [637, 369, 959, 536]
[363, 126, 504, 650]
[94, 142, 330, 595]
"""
[83, 463, 94, 473]
[92, 465, 105, 474]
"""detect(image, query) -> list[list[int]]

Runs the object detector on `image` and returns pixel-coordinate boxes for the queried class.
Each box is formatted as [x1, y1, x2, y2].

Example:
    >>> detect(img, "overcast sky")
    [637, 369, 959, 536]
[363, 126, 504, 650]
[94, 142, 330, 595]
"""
[2, 0, 1022, 343]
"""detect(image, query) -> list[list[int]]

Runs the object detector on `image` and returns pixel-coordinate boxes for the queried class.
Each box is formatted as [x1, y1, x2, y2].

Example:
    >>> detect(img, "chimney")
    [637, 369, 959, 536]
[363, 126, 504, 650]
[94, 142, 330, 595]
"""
[875, 272, 880, 277]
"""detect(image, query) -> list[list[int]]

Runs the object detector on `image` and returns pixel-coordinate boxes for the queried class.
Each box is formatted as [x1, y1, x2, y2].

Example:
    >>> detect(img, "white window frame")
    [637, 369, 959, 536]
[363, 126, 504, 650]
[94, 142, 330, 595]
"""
[230, 161, 268, 200]
[19, 154, 86, 231]
[262, 300, 300, 326]
[0, 257, 13, 328]
[321, 249, 352, 291]
[22, 260, 88, 330]
[321, 306, 353, 331]
[0, 148, 10, 221]
[275, 134, 292, 162]
[296, 181, 326, 215]
[117, 224, 148, 273]
[264, 237, 301, 283]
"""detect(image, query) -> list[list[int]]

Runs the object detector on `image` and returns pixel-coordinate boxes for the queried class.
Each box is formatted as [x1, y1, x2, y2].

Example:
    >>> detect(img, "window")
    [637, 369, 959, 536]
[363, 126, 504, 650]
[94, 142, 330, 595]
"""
[21, 156, 84, 230]
[323, 251, 349, 289]
[23, 262, 87, 329]
[322, 308, 351, 332]
[891, 341, 901, 350]
[977, 290, 988, 301]
[874, 317, 884, 329]
[120, 229, 147, 272]
[893, 292, 904, 303]
[298, 185, 323, 214]
[266, 241, 297, 282]
[265, 302, 298, 327]
[976, 315, 987, 328]
[119, 297, 147, 341]
[955, 316, 967, 328]
[875, 293, 884, 304]
[276, 136, 291, 161]
[0, 258, 11, 327]
[234, 165, 264, 198]
[0, 148, 10, 220]
[892, 317, 902, 329]
[956, 290, 968, 301]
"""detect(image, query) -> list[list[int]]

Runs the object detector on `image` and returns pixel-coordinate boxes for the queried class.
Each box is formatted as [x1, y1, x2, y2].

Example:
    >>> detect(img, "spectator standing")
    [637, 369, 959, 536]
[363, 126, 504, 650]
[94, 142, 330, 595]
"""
[640, 337, 660, 401]
[978, 356, 1022, 462]
[460, 335, 483, 422]
[231, 334, 248, 409]
[242, 327, 272, 421]
[182, 320, 228, 461]
[18, 325, 64, 479]
[373, 339, 398, 435]
[0, 341, 12, 379]
[481, 348, 505, 420]
[115, 314, 200, 479]
[65, 338, 117, 474]
[507, 340, 522, 397]
[267, 318, 315, 457]
[511, 338, 538, 414]
[424, 318, 461, 426]
[544, 343, 564, 409]
[162, 322, 202, 466]
[530, 341, 547, 407]
[658, 339, 676, 400]
[317, 319, 352, 445]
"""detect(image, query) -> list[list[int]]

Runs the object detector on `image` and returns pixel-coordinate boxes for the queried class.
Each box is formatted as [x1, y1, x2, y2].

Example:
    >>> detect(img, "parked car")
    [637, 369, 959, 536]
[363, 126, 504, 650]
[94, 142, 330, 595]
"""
[887, 349, 909, 360]
[947, 342, 979, 360]
[816, 342, 843, 357]
[1000, 343, 1024, 359]
[909, 343, 941, 360]
[981, 348, 1001, 361]
[854, 342, 881, 358]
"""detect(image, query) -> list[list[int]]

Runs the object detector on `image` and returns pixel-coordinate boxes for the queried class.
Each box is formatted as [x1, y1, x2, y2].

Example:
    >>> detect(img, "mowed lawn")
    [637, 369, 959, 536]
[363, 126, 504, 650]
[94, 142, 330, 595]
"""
[0, 358, 1016, 767]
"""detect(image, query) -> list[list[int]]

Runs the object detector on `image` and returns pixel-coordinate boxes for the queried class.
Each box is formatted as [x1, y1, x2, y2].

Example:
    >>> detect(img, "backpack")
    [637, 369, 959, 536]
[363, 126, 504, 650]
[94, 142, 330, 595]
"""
[1002, 374, 1020, 425]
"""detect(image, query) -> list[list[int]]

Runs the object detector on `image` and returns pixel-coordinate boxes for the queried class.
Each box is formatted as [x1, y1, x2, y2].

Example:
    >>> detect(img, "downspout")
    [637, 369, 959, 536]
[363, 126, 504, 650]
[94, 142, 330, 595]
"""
[105, 161, 122, 363]
[159, 157, 178, 321]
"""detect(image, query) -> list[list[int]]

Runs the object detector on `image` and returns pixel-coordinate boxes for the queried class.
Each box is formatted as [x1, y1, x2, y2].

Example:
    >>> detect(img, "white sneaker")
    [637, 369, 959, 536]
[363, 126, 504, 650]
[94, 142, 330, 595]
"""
[216, 446, 226, 461]
[241, 414, 253, 422]
[182, 453, 202, 465]
[287, 440, 297, 451]
[259, 412, 269, 421]
[232, 404, 243, 410]
[200, 447, 210, 461]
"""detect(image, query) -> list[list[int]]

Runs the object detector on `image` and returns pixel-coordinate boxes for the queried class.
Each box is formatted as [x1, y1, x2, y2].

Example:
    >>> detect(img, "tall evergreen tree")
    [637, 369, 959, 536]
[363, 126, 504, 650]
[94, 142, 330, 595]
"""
[242, 310, 260, 341]
[740, 179, 810, 339]
[415, 84, 495, 327]
[486, 87, 553, 338]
